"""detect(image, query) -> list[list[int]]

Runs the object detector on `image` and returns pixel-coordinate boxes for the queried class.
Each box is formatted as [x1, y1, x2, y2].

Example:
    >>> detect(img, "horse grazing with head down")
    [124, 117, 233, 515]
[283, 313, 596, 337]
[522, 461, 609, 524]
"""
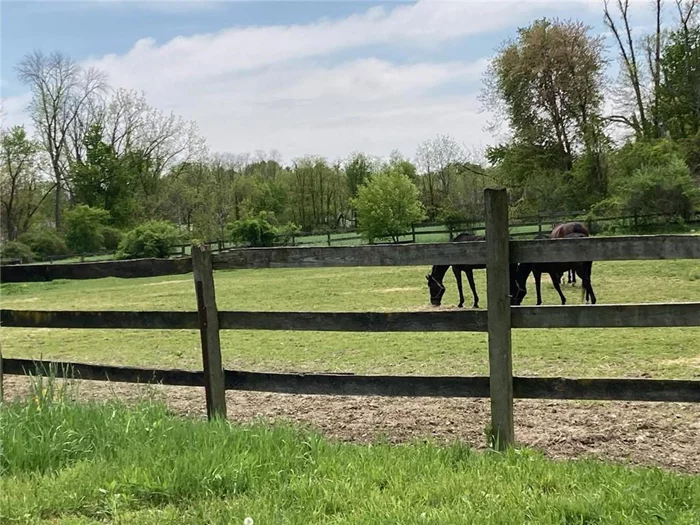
[511, 222, 596, 306]
[426, 232, 517, 308]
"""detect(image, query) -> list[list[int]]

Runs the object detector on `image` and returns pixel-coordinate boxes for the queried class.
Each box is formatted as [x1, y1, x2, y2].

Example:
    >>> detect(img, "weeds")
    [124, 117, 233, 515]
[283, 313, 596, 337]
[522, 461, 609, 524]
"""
[1, 374, 698, 524]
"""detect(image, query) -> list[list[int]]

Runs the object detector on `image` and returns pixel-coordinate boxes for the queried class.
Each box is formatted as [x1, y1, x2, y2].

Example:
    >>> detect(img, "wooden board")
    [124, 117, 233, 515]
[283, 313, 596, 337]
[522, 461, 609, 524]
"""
[0, 257, 192, 282]
[4, 357, 699, 402]
[2, 303, 698, 330]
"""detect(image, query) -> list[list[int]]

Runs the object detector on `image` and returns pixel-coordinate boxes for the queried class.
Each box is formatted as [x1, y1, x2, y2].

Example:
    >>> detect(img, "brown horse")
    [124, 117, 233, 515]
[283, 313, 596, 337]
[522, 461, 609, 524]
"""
[512, 223, 596, 305]
[551, 222, 588, 285]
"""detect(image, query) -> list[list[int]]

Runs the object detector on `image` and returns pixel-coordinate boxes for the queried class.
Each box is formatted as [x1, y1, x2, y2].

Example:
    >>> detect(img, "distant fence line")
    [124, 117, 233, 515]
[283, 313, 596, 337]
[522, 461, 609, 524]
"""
[167, 210, 699, 253]
[3, 210, 695, 266]
[1, 189, 699, 451]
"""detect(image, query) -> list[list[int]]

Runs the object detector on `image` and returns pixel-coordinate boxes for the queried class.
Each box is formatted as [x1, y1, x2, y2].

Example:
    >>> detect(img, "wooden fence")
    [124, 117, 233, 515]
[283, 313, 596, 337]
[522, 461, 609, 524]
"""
[1, 188, 699, 450]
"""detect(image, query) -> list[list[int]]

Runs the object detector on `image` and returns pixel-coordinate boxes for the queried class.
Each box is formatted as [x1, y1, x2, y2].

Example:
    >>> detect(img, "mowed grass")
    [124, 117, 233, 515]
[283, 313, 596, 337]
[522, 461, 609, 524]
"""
[1, 259, 699, 378]
[1, 381, 698, 525]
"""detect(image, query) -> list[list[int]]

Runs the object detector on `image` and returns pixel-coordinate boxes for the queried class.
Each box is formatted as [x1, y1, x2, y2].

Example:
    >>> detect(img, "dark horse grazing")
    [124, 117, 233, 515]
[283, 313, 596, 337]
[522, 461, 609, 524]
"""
[426, 232, 517, 308]
[511, 222, 596, 306]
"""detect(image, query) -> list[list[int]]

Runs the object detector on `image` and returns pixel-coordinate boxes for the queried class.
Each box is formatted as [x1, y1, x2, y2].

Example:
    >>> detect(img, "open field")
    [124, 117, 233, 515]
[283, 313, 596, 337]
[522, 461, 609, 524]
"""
[2, 257, 700, 473]
[1, 259, 699, 378]
[1, 383, 698, 524]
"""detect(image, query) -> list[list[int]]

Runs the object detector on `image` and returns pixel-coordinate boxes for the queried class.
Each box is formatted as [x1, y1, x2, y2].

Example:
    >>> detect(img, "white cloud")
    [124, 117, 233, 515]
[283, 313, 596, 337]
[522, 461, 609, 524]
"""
[4, 0, 600, 163]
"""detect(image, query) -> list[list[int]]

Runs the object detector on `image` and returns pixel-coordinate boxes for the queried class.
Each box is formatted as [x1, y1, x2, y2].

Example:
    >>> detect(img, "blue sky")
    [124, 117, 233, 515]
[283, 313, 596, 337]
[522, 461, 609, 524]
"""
[1, 0, 655, 161]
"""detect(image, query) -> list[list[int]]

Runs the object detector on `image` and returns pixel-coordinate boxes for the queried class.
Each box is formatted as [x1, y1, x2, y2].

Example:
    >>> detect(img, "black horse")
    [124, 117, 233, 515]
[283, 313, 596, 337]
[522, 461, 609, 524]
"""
[510, 231, 596, 306]
[534, 232, 575, 286]
[426, 232, 517, 308]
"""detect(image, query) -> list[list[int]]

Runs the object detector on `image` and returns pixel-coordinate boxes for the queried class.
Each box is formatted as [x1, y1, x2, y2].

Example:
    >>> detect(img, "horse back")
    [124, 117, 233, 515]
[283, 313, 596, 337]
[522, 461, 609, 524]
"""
[452, 231, 485, 242]
[551, 222, 589, 238]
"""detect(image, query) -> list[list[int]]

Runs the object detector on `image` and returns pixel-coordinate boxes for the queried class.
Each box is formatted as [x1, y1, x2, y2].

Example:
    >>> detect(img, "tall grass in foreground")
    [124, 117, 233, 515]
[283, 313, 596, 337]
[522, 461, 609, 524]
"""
[1, 376, 698, 524]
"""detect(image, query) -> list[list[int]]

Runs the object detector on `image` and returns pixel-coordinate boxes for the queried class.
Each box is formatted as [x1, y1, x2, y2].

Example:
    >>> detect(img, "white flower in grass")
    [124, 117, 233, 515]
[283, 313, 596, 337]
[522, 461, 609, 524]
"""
[244, 518, 254, 525]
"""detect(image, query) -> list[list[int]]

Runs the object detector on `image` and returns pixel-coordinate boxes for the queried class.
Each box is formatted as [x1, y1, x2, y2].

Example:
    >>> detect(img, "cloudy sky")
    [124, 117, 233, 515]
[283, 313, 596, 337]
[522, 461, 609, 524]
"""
[1, 0, 657, 164]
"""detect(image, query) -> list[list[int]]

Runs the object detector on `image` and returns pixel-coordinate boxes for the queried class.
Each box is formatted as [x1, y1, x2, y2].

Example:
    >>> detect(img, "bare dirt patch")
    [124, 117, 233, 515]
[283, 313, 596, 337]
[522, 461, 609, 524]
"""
[145, 280, 188, 286]
[4, 376, 699, 474]
[660, 355, 700, 369]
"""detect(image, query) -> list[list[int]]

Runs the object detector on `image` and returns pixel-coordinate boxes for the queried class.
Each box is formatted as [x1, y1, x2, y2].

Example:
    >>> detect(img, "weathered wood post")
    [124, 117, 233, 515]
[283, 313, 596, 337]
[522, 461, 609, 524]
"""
[484, 187, 515, 450]
[192, 244, 227, 420]
[327, 232, 332, 247]
[411, 224, 416, 244]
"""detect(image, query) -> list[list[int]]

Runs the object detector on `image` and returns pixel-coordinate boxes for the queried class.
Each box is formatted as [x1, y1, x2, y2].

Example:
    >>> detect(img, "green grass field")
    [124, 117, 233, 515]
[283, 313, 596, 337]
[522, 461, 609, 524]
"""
[1, 258, 699, 379]
[1, 380, 698, 524]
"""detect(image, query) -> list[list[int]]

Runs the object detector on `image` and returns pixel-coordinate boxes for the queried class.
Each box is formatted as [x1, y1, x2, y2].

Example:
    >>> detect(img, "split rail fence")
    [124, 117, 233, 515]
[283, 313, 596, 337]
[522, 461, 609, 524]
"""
[1, 188, 699, 449]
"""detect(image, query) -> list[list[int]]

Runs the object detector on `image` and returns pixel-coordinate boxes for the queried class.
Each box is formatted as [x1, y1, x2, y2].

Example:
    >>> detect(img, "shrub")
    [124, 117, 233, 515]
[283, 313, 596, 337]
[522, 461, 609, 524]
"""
[438, 207, 469, 236]
[227, 212, 278, 247]
[17, 230, 70, 260]
[117, 220, 183, 259]
[0, 241, 35, 263]
[100, 226, 123, 251]
[65, 205, 111, 254]
[619, 157, 700, 219]
[275, 222, 302, 246]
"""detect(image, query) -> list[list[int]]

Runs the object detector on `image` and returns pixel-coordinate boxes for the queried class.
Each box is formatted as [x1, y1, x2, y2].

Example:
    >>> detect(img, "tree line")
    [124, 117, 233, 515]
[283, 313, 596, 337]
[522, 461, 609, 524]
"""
[2, 0, 699, 259]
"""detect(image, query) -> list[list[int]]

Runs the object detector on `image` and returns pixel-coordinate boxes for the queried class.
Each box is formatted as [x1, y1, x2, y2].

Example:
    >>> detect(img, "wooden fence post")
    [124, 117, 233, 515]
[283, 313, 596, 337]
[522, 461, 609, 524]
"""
[192, 244, 227, 420]
[327, 232, 332, 246]
[411, 224, 416, 244]
[484, 187, 515, 450]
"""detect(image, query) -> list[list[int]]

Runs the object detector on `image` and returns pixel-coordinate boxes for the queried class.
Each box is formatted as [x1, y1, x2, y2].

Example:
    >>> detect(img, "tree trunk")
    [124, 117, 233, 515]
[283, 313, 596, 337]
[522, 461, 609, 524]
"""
[54, 180, 62, 231]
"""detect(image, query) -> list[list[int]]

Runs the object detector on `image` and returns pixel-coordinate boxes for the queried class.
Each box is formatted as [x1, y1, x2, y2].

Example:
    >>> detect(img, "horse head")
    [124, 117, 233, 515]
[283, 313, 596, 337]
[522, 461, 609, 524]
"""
[510, 263, 532, 305]
[425, 273, 446, 306]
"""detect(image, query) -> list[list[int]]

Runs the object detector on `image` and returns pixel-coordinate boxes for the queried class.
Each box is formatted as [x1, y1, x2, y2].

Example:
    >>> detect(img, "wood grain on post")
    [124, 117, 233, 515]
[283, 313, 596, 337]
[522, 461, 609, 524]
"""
[484, 187, 515, 450]
[192, 244, 227, 420]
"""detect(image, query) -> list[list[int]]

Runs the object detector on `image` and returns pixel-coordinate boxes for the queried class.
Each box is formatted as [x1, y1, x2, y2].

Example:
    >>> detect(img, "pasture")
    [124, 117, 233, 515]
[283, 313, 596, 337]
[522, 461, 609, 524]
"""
[1, 258, 699, 378]
[2, 255, 700, 475]
[1, 379, 699, 524]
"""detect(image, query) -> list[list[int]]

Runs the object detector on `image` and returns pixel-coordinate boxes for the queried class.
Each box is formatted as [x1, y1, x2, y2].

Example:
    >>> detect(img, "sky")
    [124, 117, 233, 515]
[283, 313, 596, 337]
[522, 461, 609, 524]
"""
[0, 0, 659, 164]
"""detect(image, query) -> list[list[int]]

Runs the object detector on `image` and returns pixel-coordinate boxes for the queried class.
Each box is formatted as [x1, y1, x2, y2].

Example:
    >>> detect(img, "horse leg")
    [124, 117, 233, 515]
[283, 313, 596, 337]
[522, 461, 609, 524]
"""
[551, 272, 567, 305]
[534, 270, 543, 305]
[465, 268, 479, 308]
[452, 266, 465, 308]
[576, 263, 596, 305]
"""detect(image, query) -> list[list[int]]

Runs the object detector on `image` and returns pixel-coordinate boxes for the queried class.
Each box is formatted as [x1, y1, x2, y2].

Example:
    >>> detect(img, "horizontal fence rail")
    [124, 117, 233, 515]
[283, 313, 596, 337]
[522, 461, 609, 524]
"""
[211, 235, 699, 269]
[0, 257, 192, 283]
[4, 357, 699, 403]
[2, 235, 697, 282]
[2, 303, 700, 331]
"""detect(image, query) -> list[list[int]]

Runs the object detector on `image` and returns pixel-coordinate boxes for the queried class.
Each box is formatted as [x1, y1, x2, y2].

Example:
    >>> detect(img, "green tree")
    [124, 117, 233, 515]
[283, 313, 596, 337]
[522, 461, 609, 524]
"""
[0, 126, 54, 240]
[352, 169, 426, 243]
[658, 25, 700, 139]
[64, 205, 111, 254]
[71, 124, 137, 227]
[482, 18, 608, 202]
[345, 152, 373, 199]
